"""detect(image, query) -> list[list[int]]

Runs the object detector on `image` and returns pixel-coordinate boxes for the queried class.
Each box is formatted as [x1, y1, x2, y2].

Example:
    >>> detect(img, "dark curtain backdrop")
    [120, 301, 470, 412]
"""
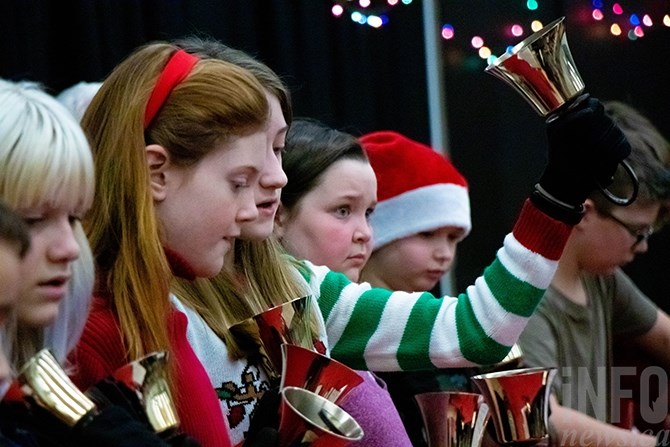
[1, 0, 668, 307]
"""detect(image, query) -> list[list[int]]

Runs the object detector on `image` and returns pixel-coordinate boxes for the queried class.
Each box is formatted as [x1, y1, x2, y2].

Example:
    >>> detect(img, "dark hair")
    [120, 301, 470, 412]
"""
[281, 118, 369, 212]
[592, 101, 670, 215]
[0, 200, 30, 258]
[605, 101, 670, 165]
[174, 36, 293, 125]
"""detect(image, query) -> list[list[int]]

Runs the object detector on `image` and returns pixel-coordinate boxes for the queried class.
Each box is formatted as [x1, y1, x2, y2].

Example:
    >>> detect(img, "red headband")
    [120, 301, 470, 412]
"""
[144, 49, 199, 129]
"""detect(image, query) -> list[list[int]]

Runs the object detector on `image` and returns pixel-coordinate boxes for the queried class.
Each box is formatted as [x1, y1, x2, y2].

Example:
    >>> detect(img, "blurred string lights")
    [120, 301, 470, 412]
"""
[331, 0, 670, 66]
[330, 0, 413, 28]
[590, 0, 670, 40]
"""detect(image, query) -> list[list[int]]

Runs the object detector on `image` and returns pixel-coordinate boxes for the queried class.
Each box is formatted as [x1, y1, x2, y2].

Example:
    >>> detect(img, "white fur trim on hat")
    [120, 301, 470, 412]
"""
[370, 183, 471, 250]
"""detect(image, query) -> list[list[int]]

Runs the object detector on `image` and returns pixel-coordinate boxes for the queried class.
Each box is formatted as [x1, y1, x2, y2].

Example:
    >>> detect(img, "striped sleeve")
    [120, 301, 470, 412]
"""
[311, 199, 572, 371]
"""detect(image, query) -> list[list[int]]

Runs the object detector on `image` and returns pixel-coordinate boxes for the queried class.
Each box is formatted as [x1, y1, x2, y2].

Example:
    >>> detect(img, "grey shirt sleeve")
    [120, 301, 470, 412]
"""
[610, 268, 658, 337]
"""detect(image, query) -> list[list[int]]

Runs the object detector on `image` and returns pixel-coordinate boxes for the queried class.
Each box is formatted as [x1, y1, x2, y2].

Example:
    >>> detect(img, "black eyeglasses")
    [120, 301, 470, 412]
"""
[596, 209, 654, 247]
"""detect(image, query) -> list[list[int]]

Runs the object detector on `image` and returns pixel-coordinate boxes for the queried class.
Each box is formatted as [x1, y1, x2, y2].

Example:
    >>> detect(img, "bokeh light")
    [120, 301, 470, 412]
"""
[441, 24, 455, 40]
[478, 46, 492, 59]
[471, 36, 484, 48]
[351, 11, 366, 24]
[367, 15, 383, 28]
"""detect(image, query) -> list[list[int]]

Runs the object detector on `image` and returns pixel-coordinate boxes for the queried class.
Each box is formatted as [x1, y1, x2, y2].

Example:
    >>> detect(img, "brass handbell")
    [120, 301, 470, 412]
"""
[471, 367, 557, 445]
[414, 391, 490, 447]
[485, 17, 584, 118]
[106, 351, 179, 434]
[18, 348, 97, 427]
[279, 386, 364, 447]
[485, 16, 638, 206]
[280, 343, 364, 404]
[229, 296, 317, 381]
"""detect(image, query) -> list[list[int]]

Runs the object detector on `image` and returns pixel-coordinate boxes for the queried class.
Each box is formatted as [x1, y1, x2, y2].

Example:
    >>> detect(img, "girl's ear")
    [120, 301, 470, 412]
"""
[145, 144, 170, 202]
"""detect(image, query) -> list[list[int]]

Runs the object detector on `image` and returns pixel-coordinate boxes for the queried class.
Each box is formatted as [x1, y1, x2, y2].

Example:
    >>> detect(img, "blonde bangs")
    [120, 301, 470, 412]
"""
[1, 116, 94, 215]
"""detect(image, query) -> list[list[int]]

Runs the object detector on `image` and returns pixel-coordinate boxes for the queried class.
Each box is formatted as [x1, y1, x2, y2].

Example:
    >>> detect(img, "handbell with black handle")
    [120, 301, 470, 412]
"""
[485, 16, 638, 206]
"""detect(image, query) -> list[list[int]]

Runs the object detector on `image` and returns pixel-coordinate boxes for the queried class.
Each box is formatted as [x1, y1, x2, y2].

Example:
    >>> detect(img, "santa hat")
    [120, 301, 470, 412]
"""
[360, 131, 471, 251]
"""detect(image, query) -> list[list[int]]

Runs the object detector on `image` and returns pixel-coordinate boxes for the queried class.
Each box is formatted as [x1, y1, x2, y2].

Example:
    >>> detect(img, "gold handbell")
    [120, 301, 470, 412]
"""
[18, 348, 97, 427]
[280, 343, 364, 404]
[485, 16, 638, 206]
[229, 296, 317, 381]
[471, 367, 557, 445]
[279, 386, 364, 447]
[107, 351, 179, 434]
[485, 16, 585, 118]
[414, 391, 490, 447]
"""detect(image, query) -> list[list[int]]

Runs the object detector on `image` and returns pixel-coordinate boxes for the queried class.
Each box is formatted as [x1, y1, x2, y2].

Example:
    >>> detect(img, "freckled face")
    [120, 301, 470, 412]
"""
[276, 159, 377, 281]
[155, 132, 266, 278]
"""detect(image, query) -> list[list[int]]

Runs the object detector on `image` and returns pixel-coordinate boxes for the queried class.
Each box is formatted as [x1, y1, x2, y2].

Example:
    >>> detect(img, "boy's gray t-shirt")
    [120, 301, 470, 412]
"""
[518, 268, 658, 423]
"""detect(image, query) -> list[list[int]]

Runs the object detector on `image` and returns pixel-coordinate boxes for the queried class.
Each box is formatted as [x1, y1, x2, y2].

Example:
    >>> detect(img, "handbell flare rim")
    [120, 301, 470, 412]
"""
[281, 386, 365, 442]
[228, 295, 311, 329]
[415, 390, 484, 400]
[18, 348, 98, 427]
[485, 16, 566, 72]
[279, 343, 365, 402]
[470, 365, 557, 381]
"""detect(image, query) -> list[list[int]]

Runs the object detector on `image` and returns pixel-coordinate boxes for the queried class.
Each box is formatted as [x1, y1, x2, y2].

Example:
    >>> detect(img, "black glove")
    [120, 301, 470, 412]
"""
[164, 433, 202, 447]
[243, 387, 280, 447]
[73, 405, 171, 447]
[87, 379, 202, 447]
[86, 377, 149, 426]
[532, 95, 632, 224]
[244, 427, 279, 447]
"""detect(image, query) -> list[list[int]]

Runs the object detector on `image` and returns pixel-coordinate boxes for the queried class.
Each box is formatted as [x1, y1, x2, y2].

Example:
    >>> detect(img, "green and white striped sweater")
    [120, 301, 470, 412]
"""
[301, 200, 572, 371]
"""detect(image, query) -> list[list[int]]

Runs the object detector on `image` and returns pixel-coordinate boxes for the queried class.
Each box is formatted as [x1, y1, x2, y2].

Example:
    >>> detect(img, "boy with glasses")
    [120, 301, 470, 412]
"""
[517, 101, 670, 447]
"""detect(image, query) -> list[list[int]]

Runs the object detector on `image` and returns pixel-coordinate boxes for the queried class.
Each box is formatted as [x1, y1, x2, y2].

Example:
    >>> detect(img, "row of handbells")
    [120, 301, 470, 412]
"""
[228, 295, 558, 447]
[19, 293, 556, 447]
[18, 349, 179, 435]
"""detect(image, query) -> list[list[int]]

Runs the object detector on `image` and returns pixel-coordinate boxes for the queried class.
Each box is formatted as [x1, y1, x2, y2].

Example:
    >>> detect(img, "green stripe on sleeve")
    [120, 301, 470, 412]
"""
[330, 289, 390, 370]
[485, 258, 543, 318]
[317, 269, 351, 322]
[397, 292, 440, 370]
[455, 293, 510, 364]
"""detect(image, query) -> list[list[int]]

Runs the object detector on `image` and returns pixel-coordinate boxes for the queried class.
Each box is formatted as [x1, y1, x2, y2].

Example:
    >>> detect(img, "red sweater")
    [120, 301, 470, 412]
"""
[70, 296, 232, 447]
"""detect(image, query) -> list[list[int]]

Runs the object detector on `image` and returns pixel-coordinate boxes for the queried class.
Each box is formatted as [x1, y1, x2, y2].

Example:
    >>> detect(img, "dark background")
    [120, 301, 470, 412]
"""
[2, 0, 668, 308]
